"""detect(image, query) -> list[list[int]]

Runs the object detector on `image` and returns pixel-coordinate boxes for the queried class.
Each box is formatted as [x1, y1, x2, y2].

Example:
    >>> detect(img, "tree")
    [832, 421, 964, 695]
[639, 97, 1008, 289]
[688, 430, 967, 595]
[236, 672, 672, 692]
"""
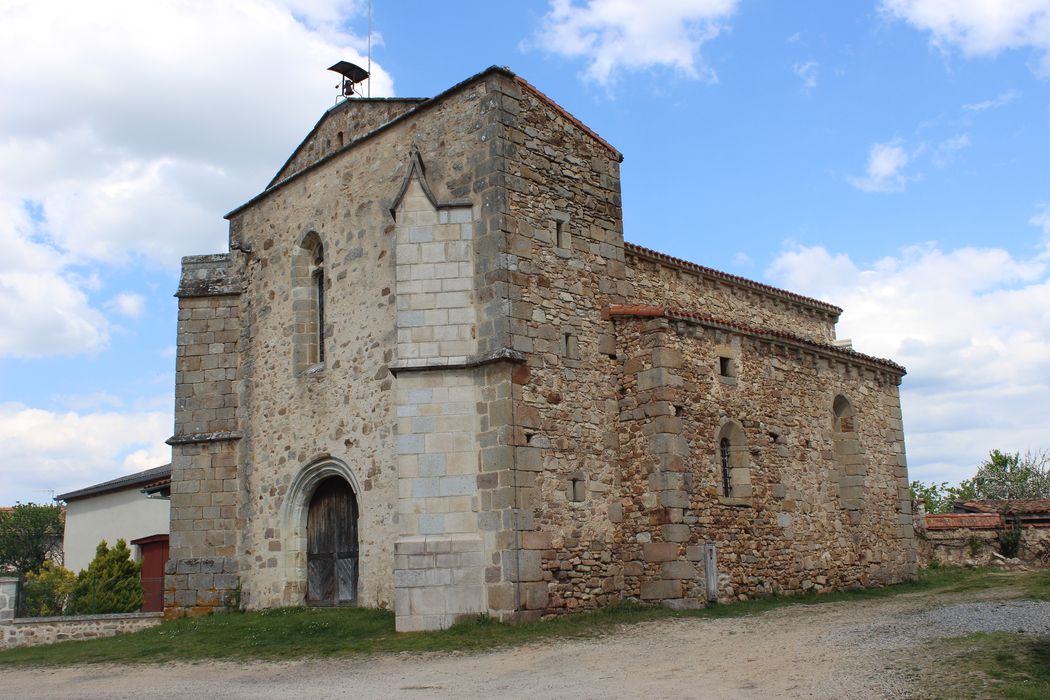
[0, 502, 64, 574]
[967, 449, 1050, 500]
[20, 561, 75, 616]
[910, 480, 972, 514]
[67, 540, 143, 615]
[912, 449, 1050, 513]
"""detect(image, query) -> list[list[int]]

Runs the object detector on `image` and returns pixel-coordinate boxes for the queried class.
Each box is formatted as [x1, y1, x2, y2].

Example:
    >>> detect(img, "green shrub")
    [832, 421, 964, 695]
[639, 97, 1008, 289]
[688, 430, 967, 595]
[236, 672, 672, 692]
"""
[20, 562, 75, 616]
[996, 516, 1023, 558]
[67, 540, 143, 615]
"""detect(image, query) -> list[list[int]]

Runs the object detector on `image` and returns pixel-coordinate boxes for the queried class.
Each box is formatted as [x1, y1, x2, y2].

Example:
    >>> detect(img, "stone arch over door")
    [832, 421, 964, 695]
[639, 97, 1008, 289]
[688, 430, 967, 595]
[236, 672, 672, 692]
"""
[281, 457, 363, 605]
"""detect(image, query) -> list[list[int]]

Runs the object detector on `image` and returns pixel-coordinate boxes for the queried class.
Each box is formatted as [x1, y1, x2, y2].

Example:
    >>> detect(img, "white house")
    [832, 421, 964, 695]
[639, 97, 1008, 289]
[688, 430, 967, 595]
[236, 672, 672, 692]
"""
[57, 464, 171, 573]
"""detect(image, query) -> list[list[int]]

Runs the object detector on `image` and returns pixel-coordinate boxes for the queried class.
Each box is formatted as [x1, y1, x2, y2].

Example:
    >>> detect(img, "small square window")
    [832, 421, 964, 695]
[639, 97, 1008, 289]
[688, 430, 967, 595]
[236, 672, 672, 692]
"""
[555, 219, 571, 250]
[719, 356, 733, 377]
[563, 332, 580, 360]
[569, 477, 586, 502]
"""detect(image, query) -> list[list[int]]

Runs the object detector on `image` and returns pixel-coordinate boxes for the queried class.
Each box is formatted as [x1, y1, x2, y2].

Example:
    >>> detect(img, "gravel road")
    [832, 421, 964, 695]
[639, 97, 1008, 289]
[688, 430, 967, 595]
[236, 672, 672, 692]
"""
[3, 585, 1047, 699]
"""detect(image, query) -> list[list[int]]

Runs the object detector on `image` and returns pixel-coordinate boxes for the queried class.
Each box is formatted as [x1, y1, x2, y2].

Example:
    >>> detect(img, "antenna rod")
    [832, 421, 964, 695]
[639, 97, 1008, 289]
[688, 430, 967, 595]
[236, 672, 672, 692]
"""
[367, 0, 372, 97]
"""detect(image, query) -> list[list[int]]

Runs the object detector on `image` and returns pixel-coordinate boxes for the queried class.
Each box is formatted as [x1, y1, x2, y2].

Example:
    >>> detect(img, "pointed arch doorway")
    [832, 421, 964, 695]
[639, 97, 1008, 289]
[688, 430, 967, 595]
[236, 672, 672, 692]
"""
[306, 477, 359, 605]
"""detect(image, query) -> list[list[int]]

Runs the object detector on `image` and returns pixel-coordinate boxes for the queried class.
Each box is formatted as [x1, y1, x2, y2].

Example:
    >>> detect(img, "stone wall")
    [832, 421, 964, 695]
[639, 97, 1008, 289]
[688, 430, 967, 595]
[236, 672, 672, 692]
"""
[165, 254, 242, 617]
[625, 247, 839, 344]
[611, 311, 914, 603]
[0, 612, 161, 650]
[1, 582, 161, 649]
[497, 75, 629, 616]
[272, 98, 426, 185]
[915, 515, 1050, 568]
[0, 577, 16, 622]
[918, 526, 1001, 568]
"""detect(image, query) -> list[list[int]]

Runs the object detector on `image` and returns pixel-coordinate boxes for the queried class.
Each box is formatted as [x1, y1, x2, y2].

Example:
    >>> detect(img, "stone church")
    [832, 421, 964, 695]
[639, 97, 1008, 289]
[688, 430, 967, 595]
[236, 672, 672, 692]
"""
[165, 66, 916, 631]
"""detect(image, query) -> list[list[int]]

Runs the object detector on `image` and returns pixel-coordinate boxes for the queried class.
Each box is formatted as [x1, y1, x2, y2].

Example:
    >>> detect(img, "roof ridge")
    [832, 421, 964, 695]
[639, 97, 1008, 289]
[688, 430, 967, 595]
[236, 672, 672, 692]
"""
[624, 242, 842, 315]
[56, 463, 173, 502]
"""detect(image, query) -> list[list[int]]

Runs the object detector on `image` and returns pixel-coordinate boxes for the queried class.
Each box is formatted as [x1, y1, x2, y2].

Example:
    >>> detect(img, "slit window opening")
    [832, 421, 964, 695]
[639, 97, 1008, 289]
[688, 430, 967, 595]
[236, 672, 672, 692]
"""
[720, 438, 733, 498]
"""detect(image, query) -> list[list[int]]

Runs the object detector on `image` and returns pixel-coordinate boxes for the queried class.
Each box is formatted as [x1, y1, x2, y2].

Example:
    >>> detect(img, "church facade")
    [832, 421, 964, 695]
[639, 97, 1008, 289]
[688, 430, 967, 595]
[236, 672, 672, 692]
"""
[165, 67, 916, 631]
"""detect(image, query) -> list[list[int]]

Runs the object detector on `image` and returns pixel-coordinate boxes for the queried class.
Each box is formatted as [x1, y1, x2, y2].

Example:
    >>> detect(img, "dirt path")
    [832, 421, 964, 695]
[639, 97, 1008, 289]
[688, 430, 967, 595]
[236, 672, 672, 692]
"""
[2, 587, 1044, 699]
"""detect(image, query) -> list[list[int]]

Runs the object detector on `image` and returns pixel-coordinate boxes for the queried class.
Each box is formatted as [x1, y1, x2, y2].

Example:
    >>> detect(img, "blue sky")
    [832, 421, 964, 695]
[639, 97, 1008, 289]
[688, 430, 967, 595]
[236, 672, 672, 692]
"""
[1, 0, 1048, 504]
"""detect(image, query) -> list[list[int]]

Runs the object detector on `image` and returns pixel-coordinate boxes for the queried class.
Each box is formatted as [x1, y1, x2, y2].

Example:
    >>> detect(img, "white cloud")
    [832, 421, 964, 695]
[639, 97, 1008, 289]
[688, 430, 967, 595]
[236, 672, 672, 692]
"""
[106, 292, 147, 320]
[527, 0, 739, 85]
[56, 392, 125, 412]
[793, 60, 818, 90]
[0, 201, 110, 358]
[881, 0, 1050, 76]
[0, 1, 393, 268]
[848, 139, 917, 193]
[1031, 203, 1050, 236]
[963, 89, 1021, 111]
[0, 402, 172, 504]
[766, 232, 1050, 486]
[0, 0, 392, 357]
[931, 134, 971, 167]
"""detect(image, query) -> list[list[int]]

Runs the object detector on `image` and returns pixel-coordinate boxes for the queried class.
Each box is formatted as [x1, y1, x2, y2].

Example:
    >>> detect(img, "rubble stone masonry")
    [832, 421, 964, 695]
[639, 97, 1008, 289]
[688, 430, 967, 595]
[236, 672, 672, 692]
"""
[165, 66, 916, 627]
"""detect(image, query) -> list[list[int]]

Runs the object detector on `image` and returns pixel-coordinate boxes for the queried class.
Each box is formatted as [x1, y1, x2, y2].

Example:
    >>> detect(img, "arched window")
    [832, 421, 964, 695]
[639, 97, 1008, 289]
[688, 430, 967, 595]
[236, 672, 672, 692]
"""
[833, 394, 854, 433]
[831, 394, 865, 511]
[716, 421, 751, 505]
[720, 438, 732, 497]
[312, 247, 325, 364]
[292, 232, 326, 373]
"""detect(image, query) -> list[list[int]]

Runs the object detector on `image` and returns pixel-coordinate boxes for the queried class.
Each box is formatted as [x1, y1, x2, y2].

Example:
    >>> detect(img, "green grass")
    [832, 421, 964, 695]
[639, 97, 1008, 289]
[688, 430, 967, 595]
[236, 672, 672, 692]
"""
[0, 566, 1045, 667]
[921, 633, 1050, 700]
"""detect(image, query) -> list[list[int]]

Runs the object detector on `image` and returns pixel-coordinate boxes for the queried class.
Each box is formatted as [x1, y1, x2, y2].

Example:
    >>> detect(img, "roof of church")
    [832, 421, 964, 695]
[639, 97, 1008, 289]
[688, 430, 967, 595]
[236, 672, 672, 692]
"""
[605, 304, 905, 375]
[56, 463, 172, 503]
[625, 242, 843, 316]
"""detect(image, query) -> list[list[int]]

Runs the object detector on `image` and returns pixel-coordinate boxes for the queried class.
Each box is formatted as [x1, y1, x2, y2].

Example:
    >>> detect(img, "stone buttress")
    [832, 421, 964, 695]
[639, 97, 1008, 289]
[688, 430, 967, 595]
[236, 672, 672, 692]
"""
[164, 254, 242, 617]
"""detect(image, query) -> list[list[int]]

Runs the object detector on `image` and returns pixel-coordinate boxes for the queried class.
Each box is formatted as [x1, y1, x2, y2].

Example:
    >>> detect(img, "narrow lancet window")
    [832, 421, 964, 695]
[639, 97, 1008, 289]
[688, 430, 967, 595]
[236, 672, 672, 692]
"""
[720, 438, 733, 497]
[293, 231, 327, 373]
[313, 249, 325, 364]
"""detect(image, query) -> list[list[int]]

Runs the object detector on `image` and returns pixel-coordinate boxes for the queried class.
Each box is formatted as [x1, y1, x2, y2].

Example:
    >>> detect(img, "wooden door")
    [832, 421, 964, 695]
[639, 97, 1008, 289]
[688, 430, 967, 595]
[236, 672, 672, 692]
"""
[306, 477, 359, 605]
[131, 534, 169, 613]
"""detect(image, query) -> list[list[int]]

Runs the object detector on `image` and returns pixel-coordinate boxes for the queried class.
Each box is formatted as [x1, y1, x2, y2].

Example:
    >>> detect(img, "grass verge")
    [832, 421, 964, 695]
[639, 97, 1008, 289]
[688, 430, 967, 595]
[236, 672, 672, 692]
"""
[0, 566, 1045, 666]
[919, 633, 1050, 700]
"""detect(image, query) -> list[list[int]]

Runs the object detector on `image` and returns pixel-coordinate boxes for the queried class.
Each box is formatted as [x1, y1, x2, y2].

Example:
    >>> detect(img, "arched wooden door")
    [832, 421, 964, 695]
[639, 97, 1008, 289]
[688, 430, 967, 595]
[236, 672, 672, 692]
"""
[306, 477, 359, 605]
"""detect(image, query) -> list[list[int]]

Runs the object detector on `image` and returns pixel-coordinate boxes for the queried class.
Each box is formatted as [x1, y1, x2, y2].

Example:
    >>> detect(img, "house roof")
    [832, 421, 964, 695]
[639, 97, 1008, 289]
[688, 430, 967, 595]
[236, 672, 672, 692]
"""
[605, 305, 905, 375]
[56, 464, 172, 503]
[624, 242, 842, 317]
[227, 65, 623, 220]
[956, 499, 1050, 515]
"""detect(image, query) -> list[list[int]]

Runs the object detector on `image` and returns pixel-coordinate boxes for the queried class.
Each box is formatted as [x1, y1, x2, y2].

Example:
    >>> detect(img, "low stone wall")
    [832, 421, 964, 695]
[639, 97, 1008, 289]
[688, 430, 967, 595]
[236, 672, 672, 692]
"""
[0, 611, 162, 650]
[917, 526, 1000, 567]
[915, 513, 1050, 568]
